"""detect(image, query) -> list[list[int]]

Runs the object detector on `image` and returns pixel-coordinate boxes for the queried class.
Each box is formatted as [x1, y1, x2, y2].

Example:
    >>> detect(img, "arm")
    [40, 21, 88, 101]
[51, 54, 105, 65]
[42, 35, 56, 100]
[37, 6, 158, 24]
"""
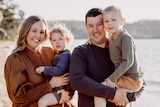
[43, 51, 70, 76]
[69, 46, 116, 99]
[4, 54, 52, 106]
[109, 36, 135, 82]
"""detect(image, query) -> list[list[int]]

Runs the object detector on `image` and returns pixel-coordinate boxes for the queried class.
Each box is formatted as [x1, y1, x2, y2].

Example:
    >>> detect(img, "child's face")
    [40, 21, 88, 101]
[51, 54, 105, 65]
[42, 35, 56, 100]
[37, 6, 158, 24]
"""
[103, 11, 124, 34]
[50, 32, 67, 53]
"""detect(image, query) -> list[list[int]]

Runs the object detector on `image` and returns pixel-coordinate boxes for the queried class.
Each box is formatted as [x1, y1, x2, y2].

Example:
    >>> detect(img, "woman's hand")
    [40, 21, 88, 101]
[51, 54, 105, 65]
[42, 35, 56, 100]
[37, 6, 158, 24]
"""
[49, 73, 69, 88]
[57, 89, 71, 104]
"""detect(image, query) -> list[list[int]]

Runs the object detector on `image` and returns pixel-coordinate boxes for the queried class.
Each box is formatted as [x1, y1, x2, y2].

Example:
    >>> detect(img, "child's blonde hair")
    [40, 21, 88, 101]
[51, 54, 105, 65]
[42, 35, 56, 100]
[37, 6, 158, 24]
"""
[103, 5, 123, 19]
[50, 23, 74, 45]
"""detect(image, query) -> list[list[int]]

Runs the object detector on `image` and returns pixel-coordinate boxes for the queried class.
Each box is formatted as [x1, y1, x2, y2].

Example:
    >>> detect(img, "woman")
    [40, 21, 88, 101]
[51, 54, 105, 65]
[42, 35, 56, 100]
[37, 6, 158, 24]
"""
[4, 15, 74, 107]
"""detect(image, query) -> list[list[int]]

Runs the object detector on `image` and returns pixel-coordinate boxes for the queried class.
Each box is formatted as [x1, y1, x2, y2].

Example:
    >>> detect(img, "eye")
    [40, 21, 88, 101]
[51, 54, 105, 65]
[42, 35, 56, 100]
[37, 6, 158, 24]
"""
[112, 19, 116, 22]
[52, 39, 56, 42]
[31, 29, 37, 33]
[59, 38, 64, 40]
[40, 31, 45, 34]
[87, 25, 93, 29]
[104, 20, 109, 23]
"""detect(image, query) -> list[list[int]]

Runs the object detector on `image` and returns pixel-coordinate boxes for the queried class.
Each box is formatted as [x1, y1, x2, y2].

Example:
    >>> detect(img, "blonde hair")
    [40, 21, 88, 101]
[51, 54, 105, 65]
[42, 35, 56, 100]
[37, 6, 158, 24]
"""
[50, 23, 74, 45]
[12, 15, 49, 53]
[103, 5, 123, 19]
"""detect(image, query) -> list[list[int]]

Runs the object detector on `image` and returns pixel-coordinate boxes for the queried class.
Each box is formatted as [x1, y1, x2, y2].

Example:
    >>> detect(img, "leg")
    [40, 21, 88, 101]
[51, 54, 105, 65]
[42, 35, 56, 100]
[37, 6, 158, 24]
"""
[94, 96, 106, 107]
[117, 76, 143, 92]
[38, 93, 58, 107]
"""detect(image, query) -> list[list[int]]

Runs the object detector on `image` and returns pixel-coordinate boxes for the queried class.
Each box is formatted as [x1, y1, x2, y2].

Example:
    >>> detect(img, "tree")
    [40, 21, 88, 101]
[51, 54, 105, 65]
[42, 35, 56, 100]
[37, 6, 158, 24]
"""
[0, 0, 24, 40]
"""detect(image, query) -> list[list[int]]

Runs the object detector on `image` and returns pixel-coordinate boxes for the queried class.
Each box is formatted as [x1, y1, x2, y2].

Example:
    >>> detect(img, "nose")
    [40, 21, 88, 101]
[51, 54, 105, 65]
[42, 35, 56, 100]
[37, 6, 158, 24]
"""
[93, 26, 98, 32]
[55, 40, 60, 44]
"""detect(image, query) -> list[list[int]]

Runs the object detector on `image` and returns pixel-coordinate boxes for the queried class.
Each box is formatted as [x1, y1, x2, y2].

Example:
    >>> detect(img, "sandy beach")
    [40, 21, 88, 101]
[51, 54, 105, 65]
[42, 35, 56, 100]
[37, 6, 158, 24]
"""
[0, 40, 159, 107]
[0, 41, 14, 107]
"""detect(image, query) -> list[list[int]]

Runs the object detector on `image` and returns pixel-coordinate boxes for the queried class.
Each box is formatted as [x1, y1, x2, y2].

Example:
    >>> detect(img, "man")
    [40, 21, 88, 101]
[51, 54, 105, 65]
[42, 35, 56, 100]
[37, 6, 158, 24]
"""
[69, 8, 146, 107]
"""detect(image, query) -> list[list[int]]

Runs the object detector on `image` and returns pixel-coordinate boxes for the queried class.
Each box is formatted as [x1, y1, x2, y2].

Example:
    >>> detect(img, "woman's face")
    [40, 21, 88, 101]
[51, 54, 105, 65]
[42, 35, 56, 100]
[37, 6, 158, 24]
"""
[26, 21, 46, 51]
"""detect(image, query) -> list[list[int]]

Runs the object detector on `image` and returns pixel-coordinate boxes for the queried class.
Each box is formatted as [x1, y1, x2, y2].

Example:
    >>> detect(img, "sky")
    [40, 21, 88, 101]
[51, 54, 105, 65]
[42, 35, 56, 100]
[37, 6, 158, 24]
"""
[13, 0, 160, 23]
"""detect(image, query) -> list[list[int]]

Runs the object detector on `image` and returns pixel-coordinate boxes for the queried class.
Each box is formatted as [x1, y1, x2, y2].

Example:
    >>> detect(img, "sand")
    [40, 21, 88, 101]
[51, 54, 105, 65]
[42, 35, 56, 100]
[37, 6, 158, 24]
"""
[0, 41, 14, 107]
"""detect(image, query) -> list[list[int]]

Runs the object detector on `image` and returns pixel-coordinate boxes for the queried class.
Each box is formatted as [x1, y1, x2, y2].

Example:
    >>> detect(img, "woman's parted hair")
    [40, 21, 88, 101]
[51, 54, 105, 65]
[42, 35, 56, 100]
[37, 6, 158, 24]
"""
[13, 15, 49, 53]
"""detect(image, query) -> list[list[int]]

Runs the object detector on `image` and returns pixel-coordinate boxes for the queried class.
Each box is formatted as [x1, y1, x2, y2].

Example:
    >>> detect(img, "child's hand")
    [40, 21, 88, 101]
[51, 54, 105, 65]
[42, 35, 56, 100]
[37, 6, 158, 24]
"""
[101, 81, 106, 85]
[105, 79, 116, 88]
[85, 38, 92, 45]
[36, 66, 44, 74]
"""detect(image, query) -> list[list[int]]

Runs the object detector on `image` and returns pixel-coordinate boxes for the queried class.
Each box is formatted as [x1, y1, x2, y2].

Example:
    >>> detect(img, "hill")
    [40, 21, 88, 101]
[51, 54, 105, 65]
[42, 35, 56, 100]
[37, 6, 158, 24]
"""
[48, 20, 160, 39]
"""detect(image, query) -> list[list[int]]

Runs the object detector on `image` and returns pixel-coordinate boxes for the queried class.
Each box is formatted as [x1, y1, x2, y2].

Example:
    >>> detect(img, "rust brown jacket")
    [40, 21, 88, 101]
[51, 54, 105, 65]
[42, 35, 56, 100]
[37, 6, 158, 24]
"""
[4, 47, 73, 107]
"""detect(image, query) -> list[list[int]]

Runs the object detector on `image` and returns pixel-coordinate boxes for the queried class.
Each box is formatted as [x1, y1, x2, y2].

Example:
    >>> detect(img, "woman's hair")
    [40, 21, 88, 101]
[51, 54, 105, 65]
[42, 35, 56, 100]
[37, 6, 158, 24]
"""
[50, 23, 74, 45]
[12, 15, 49, 53]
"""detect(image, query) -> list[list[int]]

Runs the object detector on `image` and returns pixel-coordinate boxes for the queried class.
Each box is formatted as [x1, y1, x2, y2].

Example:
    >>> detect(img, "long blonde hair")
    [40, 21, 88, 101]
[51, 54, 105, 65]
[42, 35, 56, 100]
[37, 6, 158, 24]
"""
[12, 15, 49, 53]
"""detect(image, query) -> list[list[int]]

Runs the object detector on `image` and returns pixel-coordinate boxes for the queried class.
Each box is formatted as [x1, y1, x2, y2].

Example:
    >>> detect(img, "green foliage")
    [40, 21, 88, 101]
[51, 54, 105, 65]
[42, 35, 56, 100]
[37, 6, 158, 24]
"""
[0, 0, 24, 40]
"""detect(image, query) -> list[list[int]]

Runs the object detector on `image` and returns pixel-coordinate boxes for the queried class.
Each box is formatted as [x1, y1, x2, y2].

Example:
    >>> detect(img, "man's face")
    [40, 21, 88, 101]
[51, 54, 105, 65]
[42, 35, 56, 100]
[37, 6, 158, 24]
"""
[86, 15, 106, 47]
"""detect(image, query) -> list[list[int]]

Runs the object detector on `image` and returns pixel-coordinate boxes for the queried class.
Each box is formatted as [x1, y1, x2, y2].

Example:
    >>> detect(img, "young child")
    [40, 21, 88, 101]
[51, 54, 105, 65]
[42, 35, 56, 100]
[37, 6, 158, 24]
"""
[36, 23, 74, 107]
[94, 5, 144, 107]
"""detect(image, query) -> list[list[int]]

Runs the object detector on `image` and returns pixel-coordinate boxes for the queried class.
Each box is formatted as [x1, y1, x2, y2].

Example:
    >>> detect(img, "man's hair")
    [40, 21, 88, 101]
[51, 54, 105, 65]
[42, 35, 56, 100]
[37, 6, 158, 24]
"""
[85, 8, 103, 25]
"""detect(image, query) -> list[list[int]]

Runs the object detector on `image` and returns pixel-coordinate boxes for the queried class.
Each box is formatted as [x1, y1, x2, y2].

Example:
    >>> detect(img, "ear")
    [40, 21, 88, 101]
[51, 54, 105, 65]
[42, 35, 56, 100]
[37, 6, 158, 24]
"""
[122, 18, 126, 25]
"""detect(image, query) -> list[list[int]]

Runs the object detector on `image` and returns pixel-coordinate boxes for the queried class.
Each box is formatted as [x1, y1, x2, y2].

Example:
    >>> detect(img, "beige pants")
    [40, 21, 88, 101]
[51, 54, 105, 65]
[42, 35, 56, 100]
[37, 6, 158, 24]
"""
[117, 76, 143, 92]
[94, 76, 143, 107]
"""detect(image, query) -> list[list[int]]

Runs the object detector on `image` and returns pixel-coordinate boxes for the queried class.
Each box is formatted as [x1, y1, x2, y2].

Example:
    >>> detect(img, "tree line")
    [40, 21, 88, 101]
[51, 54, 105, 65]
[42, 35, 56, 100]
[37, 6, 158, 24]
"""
[48, 20, 160, 39]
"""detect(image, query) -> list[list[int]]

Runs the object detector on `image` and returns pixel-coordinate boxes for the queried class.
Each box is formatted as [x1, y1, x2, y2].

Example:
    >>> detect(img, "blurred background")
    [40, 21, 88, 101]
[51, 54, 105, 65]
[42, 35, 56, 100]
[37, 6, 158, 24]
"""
[0, 0, 160, 40]
[0, 0, 160, 107]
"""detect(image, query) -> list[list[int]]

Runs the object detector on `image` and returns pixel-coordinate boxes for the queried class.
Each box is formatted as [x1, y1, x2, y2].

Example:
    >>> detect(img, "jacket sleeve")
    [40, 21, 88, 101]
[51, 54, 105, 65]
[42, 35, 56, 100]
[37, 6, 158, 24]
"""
[109, 36, 135, 82]
[69, 46, 116, 99]
[44, 52, 70, 76]
[4, 54, 52, 106]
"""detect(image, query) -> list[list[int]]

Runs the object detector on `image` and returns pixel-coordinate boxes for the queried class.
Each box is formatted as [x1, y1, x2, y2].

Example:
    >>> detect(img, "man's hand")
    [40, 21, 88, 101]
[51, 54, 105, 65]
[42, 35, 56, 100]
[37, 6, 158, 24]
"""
[110, 87, 132, 106]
